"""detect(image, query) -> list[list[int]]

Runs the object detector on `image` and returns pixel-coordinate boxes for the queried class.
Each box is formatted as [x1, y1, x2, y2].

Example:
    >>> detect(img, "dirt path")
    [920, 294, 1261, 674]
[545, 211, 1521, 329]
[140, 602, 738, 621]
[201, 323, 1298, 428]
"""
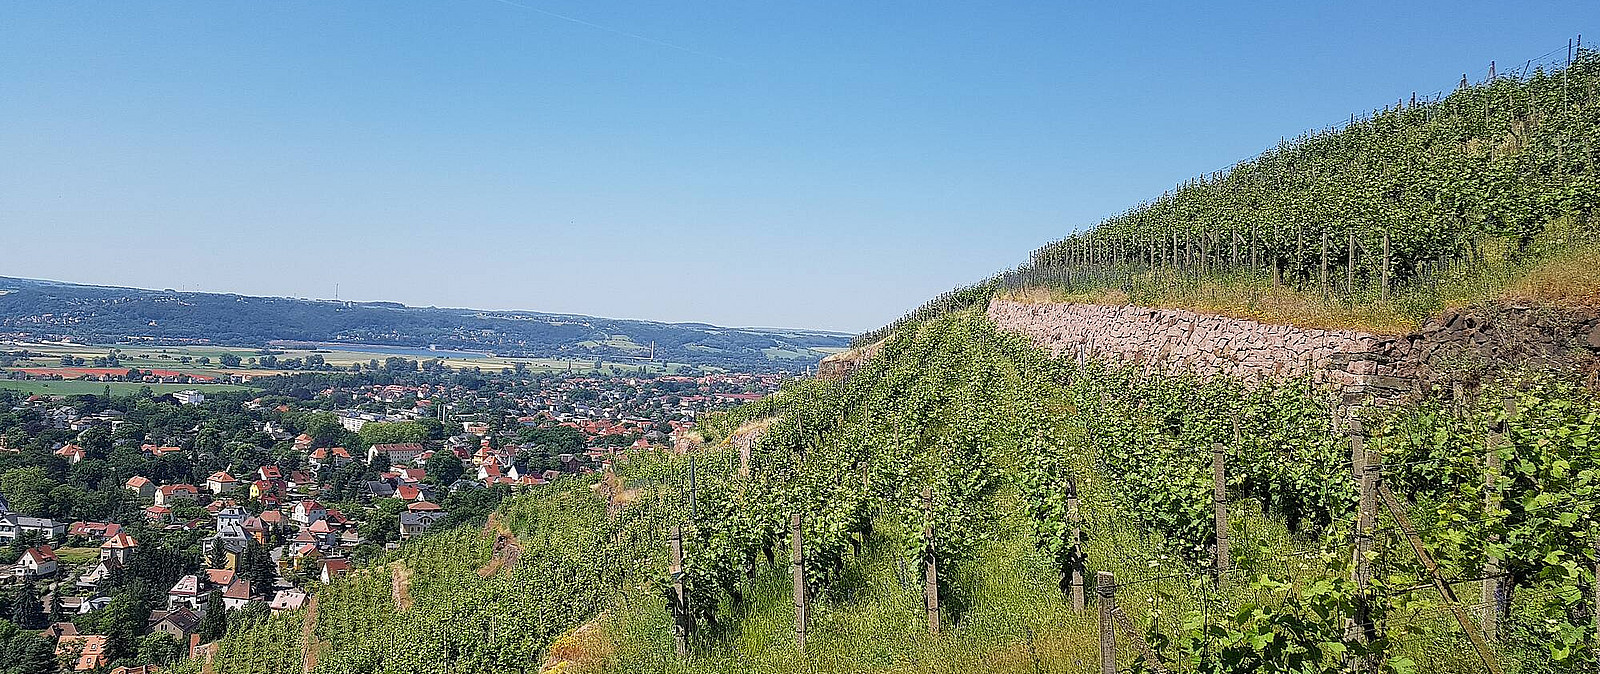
[389, 561, 414, 611]
[299, 595, 321, 674]
[540, 619, 611, 674]
[478, 512, 523, 577]
[593, 468, 643, 517]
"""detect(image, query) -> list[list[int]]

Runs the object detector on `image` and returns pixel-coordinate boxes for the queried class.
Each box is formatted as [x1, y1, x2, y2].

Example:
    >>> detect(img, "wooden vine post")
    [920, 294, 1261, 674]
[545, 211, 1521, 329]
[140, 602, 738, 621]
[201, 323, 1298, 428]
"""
[1379, 484, 1504, 674]
[1482, 400, 1510, 640]
[1213, 444, 1230, 585]
[1346, 419, 1377, 653]
[923, 486, 940, 635]
[1320, 232, 1330, 294]
[1593, 531, 1599, 662]
[1381, 232, 1391, 301]
[1069, 480, 1085, 612]
[1097, 571, 1116, 674]
[668, 525, 689, 658]
[1346, 232, 1356, 294]
[792, 513, 808, 652]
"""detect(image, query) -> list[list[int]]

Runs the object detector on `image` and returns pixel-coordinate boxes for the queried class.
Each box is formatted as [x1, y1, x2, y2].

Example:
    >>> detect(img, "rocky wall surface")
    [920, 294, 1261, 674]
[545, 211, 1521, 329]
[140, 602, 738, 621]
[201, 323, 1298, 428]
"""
[987, 298, 1600, 403]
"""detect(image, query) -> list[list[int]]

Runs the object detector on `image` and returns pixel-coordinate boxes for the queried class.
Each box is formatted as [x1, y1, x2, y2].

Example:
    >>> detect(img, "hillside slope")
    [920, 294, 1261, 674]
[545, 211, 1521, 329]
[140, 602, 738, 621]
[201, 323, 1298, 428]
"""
[0, 276, 849, 371]
[864, 46, 1600, 343]
[184, 48, 1600, 674]
[188, 310, 1600, 674]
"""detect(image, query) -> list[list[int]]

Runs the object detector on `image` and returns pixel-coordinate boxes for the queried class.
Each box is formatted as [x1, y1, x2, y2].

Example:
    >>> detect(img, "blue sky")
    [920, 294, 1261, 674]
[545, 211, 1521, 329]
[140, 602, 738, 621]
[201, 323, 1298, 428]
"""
[0, 2, 1591, 332]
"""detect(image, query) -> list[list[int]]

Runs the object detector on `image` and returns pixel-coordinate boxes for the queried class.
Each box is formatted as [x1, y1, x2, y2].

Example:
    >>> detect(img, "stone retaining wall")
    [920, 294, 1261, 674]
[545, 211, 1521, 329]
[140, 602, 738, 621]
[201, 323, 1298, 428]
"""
[987, 298, 1600, 403]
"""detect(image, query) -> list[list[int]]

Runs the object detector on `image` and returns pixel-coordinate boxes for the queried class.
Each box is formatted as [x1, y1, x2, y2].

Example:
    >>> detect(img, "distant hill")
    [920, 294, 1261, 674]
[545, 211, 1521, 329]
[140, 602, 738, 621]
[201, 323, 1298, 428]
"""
[0, 276, 849, 372]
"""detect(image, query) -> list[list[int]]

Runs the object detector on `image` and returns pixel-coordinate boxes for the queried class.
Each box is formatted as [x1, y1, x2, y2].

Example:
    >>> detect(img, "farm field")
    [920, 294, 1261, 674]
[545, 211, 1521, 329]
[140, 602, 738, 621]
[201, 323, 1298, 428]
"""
[1, 340, 697, 380]
[0, 380, 254, 396]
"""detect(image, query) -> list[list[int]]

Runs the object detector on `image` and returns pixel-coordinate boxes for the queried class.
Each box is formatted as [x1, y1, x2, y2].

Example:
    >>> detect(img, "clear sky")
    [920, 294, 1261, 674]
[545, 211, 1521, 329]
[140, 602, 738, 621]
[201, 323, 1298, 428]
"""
[0, 2, 1591, 332]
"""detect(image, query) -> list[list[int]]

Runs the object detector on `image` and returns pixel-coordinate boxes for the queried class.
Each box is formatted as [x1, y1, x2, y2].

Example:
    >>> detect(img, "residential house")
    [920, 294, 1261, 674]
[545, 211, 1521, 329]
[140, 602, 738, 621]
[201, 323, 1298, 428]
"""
[293, 433, 315, 451]
[241, 515, 268, 544]
[77, 596, 112, 614]
[15, 545, 57, 578]
[0, 495, 66, 542]
[398, 511, 444, 541]
[204, 568, 236, 589]
[286, 470, 317, 490]
[56, 635, 110, 672]
[269, 589, 308, 613]
[305, 519, 338, 549]
[154, 484, 200, 506]
[290, 500, 327, 527]
[319, 558, 350, 583]
[148, 606, 201, 639]
[172, 390, 205, 405]
[308, 447, 352, 469]
[205, 471, 239, 495]
[367, 442, 426, 465]
[250, 479, 286, 505]
[166, 574, 201, 610]
[77, 559, 119, 591]
[144, 505, 172, 524]
[215, 506, 247, 540]
[54, 444, 86, 464]
[124, 476, 156, 499]
[221, 579, 253, 610]
[67, 521, 120, 542]
[100, 532, 139, 564]
[363, 480, 396, 499]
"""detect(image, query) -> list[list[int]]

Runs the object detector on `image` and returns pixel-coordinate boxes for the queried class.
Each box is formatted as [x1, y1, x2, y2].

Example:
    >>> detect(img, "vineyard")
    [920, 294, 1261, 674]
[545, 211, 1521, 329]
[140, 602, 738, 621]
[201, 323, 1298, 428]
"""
[177, 43, 1600, 674]
[181, 308, 1593, 673]
[860, 42, 1600, 344]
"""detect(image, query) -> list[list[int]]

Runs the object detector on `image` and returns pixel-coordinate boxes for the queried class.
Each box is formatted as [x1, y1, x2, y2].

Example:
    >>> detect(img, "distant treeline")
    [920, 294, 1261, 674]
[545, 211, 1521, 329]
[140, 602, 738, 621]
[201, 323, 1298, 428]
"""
[0, 278, 848, 372]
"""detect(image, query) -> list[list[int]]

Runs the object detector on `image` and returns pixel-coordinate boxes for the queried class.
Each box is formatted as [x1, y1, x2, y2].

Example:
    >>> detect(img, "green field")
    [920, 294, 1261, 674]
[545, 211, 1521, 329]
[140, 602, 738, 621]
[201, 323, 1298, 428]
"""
[0, 380, 254, 396]
[3, 340, 703, 379]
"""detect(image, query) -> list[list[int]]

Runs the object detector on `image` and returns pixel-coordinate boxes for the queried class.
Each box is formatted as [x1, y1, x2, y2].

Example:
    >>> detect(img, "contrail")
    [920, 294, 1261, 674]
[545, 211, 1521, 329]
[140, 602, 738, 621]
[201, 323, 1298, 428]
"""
[486, 0, 738, 65]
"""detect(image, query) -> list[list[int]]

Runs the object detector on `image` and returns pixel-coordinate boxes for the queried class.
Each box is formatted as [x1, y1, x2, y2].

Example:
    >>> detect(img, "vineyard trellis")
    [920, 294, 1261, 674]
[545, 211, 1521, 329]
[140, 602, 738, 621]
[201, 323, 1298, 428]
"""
[857, 39, 1600, 347]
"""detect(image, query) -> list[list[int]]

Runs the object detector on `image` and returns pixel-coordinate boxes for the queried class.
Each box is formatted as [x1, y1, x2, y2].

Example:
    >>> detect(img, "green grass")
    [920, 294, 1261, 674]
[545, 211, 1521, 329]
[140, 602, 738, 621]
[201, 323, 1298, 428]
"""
[0, 380, 254, 396]
[52, 547, 100, 566]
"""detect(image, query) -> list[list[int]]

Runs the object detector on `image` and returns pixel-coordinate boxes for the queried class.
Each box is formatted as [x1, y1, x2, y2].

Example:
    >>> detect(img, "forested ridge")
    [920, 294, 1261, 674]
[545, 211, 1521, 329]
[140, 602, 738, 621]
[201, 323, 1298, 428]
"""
[0, 276, 848, 372]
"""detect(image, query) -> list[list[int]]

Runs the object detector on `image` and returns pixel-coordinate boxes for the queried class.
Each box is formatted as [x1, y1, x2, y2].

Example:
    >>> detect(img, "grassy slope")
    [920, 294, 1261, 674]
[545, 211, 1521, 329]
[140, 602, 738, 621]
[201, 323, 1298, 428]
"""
[1003, 237, 1600, 335]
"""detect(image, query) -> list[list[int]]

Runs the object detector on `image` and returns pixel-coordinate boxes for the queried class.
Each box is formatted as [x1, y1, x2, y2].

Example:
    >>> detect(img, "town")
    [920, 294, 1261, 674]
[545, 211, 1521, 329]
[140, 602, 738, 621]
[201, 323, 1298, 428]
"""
[0, 357, 783, 672]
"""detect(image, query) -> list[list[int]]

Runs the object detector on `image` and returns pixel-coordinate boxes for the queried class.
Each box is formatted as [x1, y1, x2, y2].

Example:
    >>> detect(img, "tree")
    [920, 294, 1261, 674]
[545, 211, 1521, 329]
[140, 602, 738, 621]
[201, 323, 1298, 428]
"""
[359, 421, 429, 446]
[46, 591, 62, 624]
[136, 632, 183, 665]
[0, 468, 57, 517]
[360, 499, 406, 545]
[303, 413, 344, 445]
[13, 631, 57, 674]
[98, 585, 150, 661]
[241, 540, 274, 592]
[218, 353, 241, 368]
[11, 582, 41, 629]
[206, 538, 225, 569]
[424, 451, 464, 485]
[199, 590, 227, 640]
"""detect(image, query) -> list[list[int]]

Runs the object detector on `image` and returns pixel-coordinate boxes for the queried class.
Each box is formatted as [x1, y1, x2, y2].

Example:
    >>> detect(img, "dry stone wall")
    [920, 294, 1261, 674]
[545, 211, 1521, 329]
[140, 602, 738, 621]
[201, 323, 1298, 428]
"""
[987, 298, 1600, 404]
